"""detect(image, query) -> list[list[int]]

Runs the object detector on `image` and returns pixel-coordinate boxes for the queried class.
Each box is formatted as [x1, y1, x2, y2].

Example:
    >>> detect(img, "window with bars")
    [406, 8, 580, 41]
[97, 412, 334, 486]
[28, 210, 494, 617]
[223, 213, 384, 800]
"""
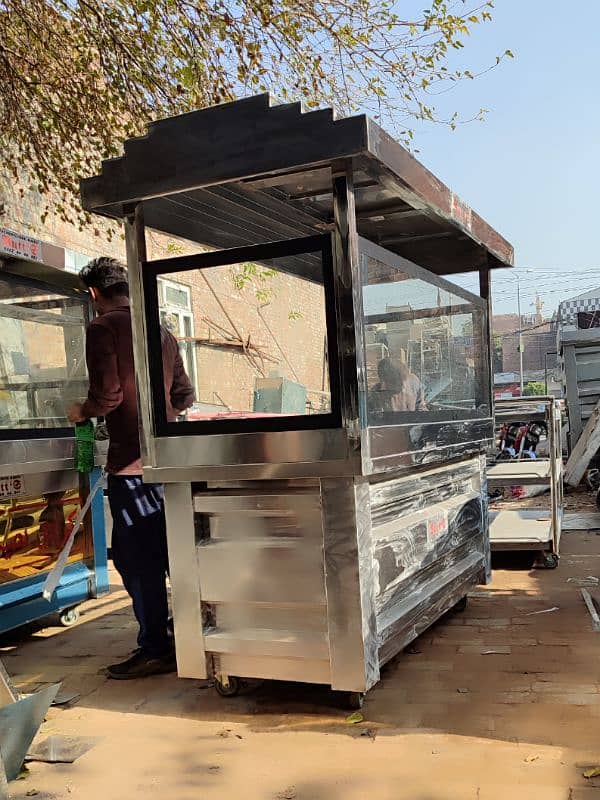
[158, 278, 198, 398]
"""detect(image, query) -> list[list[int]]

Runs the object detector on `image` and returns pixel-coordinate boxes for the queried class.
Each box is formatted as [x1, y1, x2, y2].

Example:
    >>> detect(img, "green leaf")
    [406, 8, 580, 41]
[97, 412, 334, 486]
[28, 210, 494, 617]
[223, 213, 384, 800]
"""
[0, 0, 504, 229]
[345, 712, 364, 724]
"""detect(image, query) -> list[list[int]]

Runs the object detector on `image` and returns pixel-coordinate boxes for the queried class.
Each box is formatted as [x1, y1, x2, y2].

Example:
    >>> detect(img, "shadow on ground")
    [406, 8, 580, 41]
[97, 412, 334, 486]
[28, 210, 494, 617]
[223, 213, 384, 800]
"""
[3, 538, 600, 755]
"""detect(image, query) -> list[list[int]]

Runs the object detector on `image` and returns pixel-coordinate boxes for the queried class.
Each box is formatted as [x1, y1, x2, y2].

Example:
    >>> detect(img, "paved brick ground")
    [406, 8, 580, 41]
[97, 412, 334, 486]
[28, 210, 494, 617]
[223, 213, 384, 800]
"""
[2, 531, 600, 799]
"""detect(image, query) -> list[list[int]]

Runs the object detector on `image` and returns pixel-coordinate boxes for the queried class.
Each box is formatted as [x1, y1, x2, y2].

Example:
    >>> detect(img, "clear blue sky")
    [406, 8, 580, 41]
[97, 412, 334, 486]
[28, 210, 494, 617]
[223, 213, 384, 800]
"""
[402, 0, 600, 316]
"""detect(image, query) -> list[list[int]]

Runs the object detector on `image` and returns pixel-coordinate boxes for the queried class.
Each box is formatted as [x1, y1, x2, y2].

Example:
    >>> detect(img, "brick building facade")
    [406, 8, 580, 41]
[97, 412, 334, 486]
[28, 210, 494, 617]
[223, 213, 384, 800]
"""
[500, 324, 556, 375]
[492, 312, 556, 376]
[492, 313, 520, 335]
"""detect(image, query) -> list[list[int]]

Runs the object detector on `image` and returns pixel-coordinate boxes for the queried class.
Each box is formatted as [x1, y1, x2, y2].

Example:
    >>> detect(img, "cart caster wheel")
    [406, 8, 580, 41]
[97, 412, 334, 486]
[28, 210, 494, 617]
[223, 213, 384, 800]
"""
[453, 596, 468, 613]
[338, 691, 364, 710]
[542, 553, 559, 570]
[214, 676, 241, 697]
[59, 607, 80, 627]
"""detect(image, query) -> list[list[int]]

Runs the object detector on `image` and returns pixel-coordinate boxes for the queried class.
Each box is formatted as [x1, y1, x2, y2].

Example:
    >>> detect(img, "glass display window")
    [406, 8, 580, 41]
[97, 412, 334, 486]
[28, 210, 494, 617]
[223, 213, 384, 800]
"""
[142, 234, 342, 435]
[0, 274, 89, 437]
[359, 239, 490, 428]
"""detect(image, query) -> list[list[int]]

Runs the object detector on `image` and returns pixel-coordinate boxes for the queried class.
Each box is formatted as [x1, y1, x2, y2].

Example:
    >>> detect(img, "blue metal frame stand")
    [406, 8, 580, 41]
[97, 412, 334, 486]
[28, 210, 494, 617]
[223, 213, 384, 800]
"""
[0, 467, 108, 635]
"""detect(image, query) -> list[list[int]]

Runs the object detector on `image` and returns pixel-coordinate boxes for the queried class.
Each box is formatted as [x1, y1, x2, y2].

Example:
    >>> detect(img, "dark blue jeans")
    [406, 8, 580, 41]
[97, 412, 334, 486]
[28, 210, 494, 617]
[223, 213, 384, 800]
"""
[107, 475, 171, 657]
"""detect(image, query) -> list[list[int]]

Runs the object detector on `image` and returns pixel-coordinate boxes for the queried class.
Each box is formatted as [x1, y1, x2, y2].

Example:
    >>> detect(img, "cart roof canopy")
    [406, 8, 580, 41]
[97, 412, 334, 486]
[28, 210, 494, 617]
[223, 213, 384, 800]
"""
[80, 93, 513, 276]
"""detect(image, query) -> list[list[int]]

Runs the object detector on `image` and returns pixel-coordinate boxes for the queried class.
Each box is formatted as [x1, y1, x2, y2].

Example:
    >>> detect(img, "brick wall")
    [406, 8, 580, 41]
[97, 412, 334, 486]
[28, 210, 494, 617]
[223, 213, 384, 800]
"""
[502, 327, 556, 374]
[1, 176, 124, 261]
[168, 264, 328, 412]
[23, 320, 65, 372]
[492, 314, 520, 335]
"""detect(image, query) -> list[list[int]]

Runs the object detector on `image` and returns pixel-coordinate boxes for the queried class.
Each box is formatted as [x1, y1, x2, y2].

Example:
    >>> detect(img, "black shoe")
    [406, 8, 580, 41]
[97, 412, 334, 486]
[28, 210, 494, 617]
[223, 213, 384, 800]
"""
[107, 649, 177, 680]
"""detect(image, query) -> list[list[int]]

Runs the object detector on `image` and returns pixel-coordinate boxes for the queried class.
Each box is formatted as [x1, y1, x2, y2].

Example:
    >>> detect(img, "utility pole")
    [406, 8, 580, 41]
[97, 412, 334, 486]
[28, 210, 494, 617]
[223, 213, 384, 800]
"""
[517, 279, 524, 395]
[505, 268, 533, 396]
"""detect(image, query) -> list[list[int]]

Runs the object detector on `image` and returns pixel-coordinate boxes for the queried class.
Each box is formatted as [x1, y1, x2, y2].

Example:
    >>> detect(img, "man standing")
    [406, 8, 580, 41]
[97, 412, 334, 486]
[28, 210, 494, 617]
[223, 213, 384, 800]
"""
[68, 258, 194, 679]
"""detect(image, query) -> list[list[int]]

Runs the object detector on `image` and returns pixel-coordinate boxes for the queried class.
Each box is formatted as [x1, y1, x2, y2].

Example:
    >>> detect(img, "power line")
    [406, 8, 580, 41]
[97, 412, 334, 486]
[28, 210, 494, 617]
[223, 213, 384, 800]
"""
[495, 269, 600, 277]
[492, 275, 600, 291]
[494, 281, 600, 292]
[494, 274, 600, 284]
[494, 283, 600, 299]
[494, 267, 600, 276]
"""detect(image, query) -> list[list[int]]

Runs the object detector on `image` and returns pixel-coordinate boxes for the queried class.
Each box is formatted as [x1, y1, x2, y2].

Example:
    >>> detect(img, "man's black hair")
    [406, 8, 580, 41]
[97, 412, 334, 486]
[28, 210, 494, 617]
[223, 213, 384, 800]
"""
[377, 356, 407, 392]
[79, 257, 129, 299]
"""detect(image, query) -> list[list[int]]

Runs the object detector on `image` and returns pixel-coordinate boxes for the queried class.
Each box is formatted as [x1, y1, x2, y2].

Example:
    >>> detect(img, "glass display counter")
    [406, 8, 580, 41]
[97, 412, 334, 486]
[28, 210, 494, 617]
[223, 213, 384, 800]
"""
[81, 93, 513, 705]
[0, 258, 108, 633]
[134, 231, 492, 702]
[0, 273, 88, 431]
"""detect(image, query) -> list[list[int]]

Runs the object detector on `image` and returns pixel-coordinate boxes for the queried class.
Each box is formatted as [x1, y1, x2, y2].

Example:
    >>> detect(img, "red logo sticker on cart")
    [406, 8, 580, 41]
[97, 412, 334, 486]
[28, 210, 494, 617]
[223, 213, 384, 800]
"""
[0, 475, 26, 499]
[427, 511, 448, 542]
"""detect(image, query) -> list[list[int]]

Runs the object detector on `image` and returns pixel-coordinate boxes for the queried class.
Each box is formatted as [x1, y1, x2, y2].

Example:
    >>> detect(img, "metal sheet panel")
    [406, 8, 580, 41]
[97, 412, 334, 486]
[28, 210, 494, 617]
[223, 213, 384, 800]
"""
[196, 492, 326, 606]
[489, 510, 552, 546]
[377, 551, 482, 666]
[0, 469, 78, 499]
[163, 483, 207, 679]
[194, 485, 331, 681]
[575, 345, 600, 431]
[205, 628, 329, 660]
[0, 438, 75, 478]
[480, 452, 492, 583]
[81, 94, 513, 275]
[0, 684, 59, 781]
[364, 419, 492, 474]
[368, 458, 487, 659]
[560, 330, 600, 448]
[142, 459, 358, 484]
[321, 477, 379, 692]
[152, 428, 352, 471]
[214, 653, 330, 685]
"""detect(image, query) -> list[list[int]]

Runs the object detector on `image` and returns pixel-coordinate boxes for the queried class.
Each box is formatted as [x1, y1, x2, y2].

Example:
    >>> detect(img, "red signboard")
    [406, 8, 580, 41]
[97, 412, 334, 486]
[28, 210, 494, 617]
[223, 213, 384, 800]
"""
[0, 228, 43, 262]
[494, 385, 520, 399]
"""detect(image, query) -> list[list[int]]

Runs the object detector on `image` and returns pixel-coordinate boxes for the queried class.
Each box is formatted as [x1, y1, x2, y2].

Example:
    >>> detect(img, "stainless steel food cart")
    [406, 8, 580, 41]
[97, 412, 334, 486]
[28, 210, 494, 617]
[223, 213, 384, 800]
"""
[0, 234, 108, 633]
[488, 396, 563, 566]
[81, 93, 513, 704]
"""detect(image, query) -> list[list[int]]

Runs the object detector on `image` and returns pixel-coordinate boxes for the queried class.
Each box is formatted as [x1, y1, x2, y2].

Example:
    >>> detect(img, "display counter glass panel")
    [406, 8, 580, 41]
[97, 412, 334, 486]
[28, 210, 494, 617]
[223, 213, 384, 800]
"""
[0, 275, 89, 434]
[359, 239, 490, 427]
[143, 235, 341, 435]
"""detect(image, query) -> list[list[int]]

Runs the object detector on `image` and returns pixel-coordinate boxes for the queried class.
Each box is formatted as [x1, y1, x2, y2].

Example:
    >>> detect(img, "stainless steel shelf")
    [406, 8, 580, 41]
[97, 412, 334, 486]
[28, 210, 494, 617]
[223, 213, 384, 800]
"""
[487, 460, 552, 487]
[489, 509, 553, 550]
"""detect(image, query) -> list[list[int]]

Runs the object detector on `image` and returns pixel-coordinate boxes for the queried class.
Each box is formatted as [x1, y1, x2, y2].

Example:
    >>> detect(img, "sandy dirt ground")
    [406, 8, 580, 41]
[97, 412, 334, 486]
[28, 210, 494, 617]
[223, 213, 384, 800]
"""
[3, 526, 600, 800]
